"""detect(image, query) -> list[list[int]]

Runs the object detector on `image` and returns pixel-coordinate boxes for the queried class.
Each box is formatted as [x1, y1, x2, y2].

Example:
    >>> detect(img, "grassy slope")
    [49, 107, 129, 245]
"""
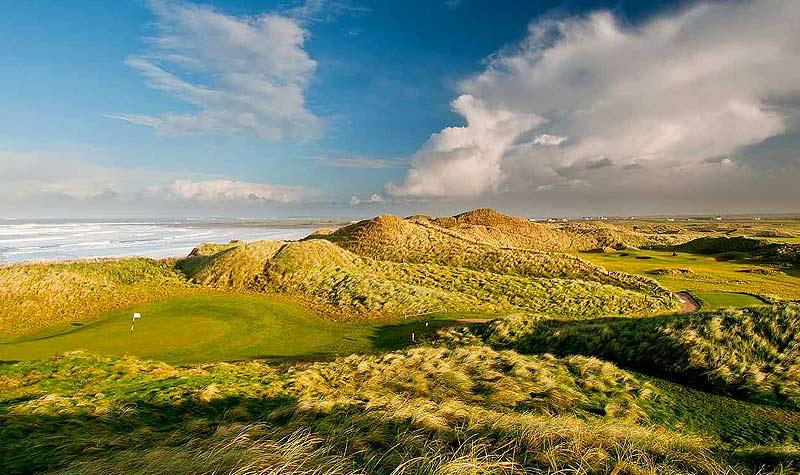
[604, 218, 800, 243]
[0, 210, 679, 345]
[3, 348, 798, 474]
[178, 239, 676, 320]
[0, 259, 196, 340]
[2, 214, 800, 472]
[313, 211, 674, 300]
[484, 304, 800, 409]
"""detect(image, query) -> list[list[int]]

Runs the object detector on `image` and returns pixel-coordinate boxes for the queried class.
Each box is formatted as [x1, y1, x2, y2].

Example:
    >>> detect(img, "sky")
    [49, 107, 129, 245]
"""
[1, 0, 799, 218]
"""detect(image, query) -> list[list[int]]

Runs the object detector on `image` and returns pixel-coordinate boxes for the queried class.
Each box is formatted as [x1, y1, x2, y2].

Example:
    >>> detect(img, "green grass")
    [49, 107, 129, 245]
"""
[0, 258, 196, 339]
[5, 348, 798, 474]
[693, 291, 765, 309]
[0, 295, 491, 364]
[3, 213, 800, 473]
[178, 239, 676, 320]
[484, 304, 800, 410]
[580, 248, 800, 301]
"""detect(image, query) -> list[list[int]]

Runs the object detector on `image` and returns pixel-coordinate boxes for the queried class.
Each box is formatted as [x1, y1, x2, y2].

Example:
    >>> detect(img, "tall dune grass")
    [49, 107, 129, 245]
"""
[484, 304, 800, 409]
[1, 348, 759, 474]
[178, 239, 675, 320]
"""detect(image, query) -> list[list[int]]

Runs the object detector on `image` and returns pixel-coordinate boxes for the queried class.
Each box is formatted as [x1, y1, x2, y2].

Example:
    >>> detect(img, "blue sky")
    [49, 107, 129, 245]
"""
[1, 0, 799, 217]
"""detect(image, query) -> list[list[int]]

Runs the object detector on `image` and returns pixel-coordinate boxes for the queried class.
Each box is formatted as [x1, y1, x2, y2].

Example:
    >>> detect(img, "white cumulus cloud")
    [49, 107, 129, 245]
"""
[532, 134, 567, 146]
[388, 0, 800, 198]
[170, 179, 313, 203]
[109, 0, 320, 140]
[386, 94, 541, 197]
[349, 193, 385, 205]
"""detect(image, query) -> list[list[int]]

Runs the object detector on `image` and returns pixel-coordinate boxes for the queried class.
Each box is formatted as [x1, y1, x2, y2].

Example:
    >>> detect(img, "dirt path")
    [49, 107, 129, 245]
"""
[675, 291, 701, 313]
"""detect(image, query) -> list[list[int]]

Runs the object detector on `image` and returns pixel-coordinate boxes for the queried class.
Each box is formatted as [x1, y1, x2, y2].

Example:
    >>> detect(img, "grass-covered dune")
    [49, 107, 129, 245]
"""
[310, 210, 675, 300]
[0, 259, 195, 340]
[177, 239, 676, 319]
[484, 304, 800, 409]
[3, 347, 799, 474]
[2, 211, 800, 473]
[0, 209, 681, 363]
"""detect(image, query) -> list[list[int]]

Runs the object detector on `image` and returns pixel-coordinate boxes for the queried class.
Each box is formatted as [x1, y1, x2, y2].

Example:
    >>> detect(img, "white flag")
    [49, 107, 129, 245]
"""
[133, 313, 141, 320]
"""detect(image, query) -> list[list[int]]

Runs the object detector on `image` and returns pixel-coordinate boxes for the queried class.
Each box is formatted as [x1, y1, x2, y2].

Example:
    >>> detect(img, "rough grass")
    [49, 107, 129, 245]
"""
[0, 259, 196, 340]
[673, 236, 771, 255]
[671, 237, 800, 269]
[0, 210, 687, 344]
[311, 211, 674, 300]
[178, 239, 676, 320]
[5, 348, 794, 474]
[3, 213, 800, 473]
[484, 304, 800, 409]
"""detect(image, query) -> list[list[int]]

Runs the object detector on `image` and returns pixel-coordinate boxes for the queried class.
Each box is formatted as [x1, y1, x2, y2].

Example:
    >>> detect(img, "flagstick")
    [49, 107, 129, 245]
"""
[130, 313, 141, 341]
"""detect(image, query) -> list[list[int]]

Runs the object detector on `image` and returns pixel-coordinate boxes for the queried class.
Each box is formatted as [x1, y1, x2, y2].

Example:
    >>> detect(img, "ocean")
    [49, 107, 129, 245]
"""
[0, 219, 326, 264]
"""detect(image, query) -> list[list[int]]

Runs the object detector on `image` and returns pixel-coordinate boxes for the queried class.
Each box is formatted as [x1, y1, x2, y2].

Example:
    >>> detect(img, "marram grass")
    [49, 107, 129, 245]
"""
[5, 347, 793, 474]
[484, 304, 800, 410]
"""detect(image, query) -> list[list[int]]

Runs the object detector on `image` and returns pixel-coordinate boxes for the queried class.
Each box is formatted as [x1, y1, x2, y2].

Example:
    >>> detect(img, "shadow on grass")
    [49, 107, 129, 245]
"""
[485, 309, 799, 411]
[2, 357, 799, 474]
[370, 319, 467, 351]
[0, 394, 300, 474]
[239, 318, 491, 364]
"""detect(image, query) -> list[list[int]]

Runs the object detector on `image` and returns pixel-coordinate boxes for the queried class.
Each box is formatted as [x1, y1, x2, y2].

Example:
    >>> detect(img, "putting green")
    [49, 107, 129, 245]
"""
[0, 295, 487, 364]
[0, 295, 380, 364]
[691, 291, 764, 309]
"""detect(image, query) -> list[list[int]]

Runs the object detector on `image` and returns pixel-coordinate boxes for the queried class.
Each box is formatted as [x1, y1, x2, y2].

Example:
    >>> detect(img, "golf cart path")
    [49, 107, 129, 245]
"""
[675, 291, 701, 313]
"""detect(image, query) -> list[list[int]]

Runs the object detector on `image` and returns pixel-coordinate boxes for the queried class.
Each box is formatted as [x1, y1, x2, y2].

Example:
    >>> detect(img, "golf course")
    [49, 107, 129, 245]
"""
[2, 210, 800, 474]
[580, 247, 800, 305]
[0, 294, 479, 364]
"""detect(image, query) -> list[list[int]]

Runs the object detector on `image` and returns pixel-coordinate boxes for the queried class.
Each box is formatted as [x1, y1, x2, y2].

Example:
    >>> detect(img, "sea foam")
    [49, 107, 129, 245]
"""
[0, 221, 319, 264]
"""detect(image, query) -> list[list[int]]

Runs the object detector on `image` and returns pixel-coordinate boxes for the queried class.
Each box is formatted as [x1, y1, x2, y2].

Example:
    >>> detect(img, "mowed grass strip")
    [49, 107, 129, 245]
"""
[0, 294, 488, 364]
[692, 291, 765, 309]
[580, 249, 800, 301]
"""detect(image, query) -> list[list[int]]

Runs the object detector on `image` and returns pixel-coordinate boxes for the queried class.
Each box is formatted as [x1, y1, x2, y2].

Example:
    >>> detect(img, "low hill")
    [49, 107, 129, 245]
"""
[309, 210, 674, 301]
[177, 240, 286, 288]
[425, 208, 599, 250]
[177, 239, 675, 319]
[323, 208, 597, 253]
[484, 304, 800, 409]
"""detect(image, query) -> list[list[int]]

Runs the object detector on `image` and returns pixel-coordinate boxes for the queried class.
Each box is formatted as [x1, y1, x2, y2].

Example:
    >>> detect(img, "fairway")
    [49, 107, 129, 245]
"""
[0, 295, 485, 364]
[580, 249, 800, 303]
